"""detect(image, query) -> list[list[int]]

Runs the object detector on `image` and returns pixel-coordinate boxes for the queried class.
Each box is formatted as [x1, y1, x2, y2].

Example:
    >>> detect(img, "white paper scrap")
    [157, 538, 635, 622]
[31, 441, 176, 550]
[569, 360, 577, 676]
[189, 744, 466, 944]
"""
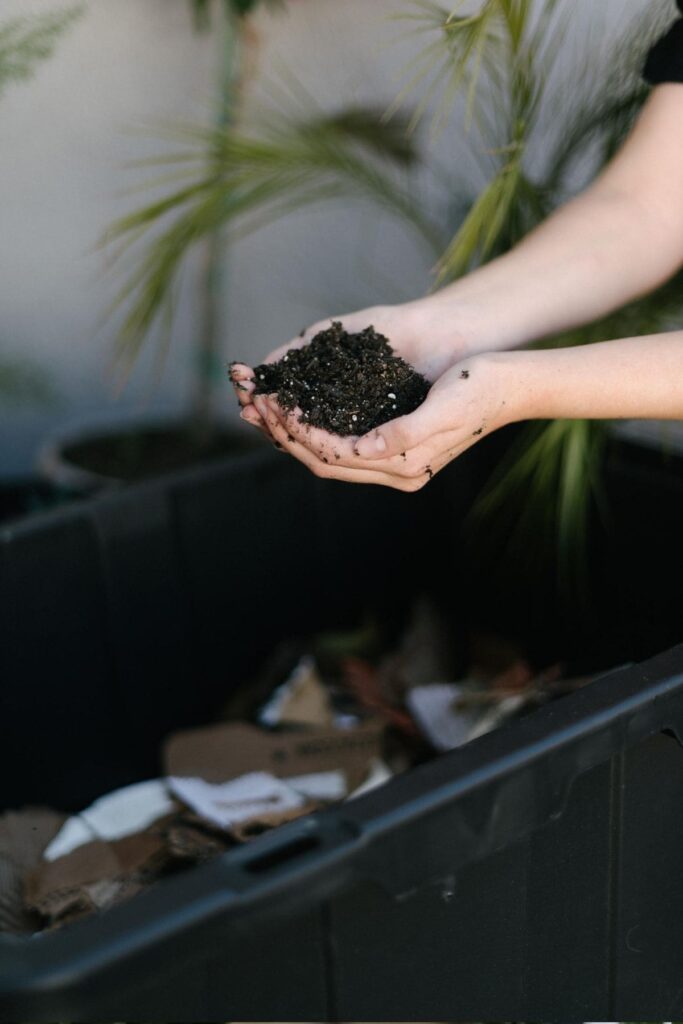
[287, 770, 347, 802]
[347, 759, 393, 801]
[258, 656, 333, 728]
[44, 779, 175, 861]
[80, 779, 175, 840]
[407, 683, 478, 752]
[44, 816, 96, 862]
[169, 772, 305, 830]
[408, 683, 527, 752]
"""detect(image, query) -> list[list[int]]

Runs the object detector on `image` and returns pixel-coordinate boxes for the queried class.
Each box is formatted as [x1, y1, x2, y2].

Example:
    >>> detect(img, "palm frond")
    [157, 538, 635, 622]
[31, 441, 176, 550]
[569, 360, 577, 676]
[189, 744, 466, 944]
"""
[106, 107, 443, 370]
[387, 0, 508, 138]
[0, 5, 82, 100]
[469, 418, 606, 605]
[434, 145, 523, 282]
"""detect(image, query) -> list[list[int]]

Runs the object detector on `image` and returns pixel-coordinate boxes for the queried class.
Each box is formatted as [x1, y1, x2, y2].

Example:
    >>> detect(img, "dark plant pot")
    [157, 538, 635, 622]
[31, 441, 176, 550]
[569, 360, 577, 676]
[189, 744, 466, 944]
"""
[0, 476, 64, 526]
[37, 418, 261, 496]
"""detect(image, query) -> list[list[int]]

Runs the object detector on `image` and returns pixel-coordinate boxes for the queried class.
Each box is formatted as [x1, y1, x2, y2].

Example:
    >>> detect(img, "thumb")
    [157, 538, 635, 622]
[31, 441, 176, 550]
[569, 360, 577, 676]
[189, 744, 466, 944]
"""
[354, 392, 445, 459]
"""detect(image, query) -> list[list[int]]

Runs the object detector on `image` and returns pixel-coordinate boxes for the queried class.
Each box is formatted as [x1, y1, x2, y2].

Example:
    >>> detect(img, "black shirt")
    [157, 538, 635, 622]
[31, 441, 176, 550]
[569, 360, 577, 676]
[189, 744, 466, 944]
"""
[644, 0, 683, 84]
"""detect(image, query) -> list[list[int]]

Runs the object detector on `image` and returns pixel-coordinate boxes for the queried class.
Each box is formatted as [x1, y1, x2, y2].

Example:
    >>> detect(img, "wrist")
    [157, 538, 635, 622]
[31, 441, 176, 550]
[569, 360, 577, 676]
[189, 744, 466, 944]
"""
[401, 293, 483, 367]
[404, 281, 531, 364]
[478, 349, 551, 425]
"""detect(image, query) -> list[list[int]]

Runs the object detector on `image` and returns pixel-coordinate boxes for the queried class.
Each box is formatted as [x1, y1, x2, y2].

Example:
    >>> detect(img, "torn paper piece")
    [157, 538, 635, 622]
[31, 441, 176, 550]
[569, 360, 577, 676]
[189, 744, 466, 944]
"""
[258, 656, 334, 728]
[286, 770, 346, 802]
[169, 773, 305, 831]
[347, 759, 393, 801]
[44, 779, 175, 862]
[408, 683, 527, 751]
[43, 817, 96, 863]
[407, 683, 480, 752]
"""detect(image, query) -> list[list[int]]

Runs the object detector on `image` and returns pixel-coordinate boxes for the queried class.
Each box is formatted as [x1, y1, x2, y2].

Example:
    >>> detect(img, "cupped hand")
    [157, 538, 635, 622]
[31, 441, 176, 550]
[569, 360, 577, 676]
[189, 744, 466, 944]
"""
[229, 300, 471, 436]
[249, 352, 516, 491]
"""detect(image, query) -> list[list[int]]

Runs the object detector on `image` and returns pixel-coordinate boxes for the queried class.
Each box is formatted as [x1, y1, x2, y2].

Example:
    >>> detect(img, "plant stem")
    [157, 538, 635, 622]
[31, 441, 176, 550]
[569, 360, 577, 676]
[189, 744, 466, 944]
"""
[191, 3, 241, 441]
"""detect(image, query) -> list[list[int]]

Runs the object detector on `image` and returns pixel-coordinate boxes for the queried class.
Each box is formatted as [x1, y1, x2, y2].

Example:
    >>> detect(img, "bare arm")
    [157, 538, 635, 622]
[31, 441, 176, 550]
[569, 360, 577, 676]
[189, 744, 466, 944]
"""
[410, 84, 683, 354]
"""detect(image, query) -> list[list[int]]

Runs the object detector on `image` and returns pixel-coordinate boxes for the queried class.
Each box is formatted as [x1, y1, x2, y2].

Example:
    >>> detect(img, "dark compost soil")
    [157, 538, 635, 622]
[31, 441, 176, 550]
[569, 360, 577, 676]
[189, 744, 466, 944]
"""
[249, 321, 431, 436]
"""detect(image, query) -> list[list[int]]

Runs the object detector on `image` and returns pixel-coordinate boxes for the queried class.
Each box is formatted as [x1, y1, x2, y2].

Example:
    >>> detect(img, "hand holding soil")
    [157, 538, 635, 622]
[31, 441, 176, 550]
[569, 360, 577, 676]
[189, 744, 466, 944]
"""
[231, 304, 515, 490]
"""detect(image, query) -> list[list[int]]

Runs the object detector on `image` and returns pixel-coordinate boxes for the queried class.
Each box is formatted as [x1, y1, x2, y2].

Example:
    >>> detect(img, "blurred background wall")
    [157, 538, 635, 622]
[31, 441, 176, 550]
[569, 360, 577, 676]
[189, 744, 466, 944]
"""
[0, 0, 653, 477]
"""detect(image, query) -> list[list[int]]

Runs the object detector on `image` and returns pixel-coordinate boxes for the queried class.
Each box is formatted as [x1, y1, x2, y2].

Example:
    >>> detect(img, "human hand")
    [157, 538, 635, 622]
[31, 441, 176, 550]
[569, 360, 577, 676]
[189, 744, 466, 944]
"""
[249, 351, 517, 491]
[229, 299, 472, 436]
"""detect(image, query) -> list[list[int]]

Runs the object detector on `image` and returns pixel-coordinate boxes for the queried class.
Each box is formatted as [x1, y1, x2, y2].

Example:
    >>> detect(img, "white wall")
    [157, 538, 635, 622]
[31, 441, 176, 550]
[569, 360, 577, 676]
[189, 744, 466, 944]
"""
[0, 0, 659, 475]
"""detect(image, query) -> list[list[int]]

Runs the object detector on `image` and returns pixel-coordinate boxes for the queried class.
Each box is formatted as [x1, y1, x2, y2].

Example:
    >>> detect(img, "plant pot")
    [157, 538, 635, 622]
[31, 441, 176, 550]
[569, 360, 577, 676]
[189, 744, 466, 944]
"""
[0, 476, 64, 526]
[37, 417, 261, 496]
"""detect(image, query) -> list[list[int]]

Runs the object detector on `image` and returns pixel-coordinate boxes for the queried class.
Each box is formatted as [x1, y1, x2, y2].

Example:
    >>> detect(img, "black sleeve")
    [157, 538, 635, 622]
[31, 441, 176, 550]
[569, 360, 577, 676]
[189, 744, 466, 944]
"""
[643, 0, 683, 85]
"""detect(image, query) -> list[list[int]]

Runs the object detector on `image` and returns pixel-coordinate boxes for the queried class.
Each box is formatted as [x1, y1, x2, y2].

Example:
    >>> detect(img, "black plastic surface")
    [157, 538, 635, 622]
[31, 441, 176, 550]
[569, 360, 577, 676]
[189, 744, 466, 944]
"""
[0, 437, 682, 1019]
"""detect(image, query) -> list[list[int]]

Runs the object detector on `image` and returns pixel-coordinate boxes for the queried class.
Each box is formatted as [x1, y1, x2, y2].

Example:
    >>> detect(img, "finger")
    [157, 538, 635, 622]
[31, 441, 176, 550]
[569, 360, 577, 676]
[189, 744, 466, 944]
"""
[263, 398, 358, 464]
[240, 404, 270, 439]
[254, 397, 412, 490]
[233, 380, 255, 409]
[230, 362, 255, 382]
[229, 363, 256, 409]
[354, 388, 455, 460]
[264, 397, 434, 478]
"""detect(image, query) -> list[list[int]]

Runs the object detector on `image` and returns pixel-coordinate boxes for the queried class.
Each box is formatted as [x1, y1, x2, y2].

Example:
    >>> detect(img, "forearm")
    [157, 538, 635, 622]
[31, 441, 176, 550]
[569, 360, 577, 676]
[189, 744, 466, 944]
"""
[499, 331, 683, 422]
[408, 87, 683, 356]
[428, 185, 679, 352]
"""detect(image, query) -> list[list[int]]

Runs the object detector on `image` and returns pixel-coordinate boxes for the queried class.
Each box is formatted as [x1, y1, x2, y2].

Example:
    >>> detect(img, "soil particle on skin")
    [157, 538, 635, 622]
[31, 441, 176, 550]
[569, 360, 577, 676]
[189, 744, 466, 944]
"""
[460, 369, 470, 379]
[472, 427, 483, 436]
[425, 465, 434, 479]
[251, 321, 430, 437]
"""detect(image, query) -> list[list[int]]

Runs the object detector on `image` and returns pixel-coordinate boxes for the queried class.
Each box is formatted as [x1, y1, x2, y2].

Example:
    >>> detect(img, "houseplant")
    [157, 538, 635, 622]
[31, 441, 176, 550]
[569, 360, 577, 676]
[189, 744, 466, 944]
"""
[41, 0, 433, 490]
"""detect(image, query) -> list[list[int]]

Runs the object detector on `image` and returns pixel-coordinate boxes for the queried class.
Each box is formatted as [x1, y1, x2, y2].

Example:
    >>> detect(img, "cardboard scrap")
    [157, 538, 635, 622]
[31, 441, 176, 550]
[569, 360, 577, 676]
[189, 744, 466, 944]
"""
[0, 807, 66, 934]
[26, 830, 170, 927]
[164, 820, 234, 863]
[164, 719, 384, 794]
[258, 656, 334, 728]
[229, 804, 318, 844]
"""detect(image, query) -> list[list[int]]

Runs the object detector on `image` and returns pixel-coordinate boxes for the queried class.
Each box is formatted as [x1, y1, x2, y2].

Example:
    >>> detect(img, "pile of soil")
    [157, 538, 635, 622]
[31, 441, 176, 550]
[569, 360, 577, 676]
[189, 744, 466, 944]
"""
[250, 321, 430, 436]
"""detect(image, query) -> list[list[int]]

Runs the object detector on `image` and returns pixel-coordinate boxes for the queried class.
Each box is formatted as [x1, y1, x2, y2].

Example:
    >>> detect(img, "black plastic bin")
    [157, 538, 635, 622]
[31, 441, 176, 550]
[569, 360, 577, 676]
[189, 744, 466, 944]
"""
[1, 434, 683, 1020]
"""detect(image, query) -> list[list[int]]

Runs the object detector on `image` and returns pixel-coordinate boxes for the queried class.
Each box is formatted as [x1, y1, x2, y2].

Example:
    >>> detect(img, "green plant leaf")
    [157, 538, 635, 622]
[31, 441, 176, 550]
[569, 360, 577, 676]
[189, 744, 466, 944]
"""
[105, 106, 442, 372]
[0, 5, 83, 100]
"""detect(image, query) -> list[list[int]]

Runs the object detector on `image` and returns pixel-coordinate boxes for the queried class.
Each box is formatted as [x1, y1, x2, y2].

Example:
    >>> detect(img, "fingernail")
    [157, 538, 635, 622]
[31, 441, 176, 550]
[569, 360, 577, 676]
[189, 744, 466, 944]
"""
[355, 432, 386, 457]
